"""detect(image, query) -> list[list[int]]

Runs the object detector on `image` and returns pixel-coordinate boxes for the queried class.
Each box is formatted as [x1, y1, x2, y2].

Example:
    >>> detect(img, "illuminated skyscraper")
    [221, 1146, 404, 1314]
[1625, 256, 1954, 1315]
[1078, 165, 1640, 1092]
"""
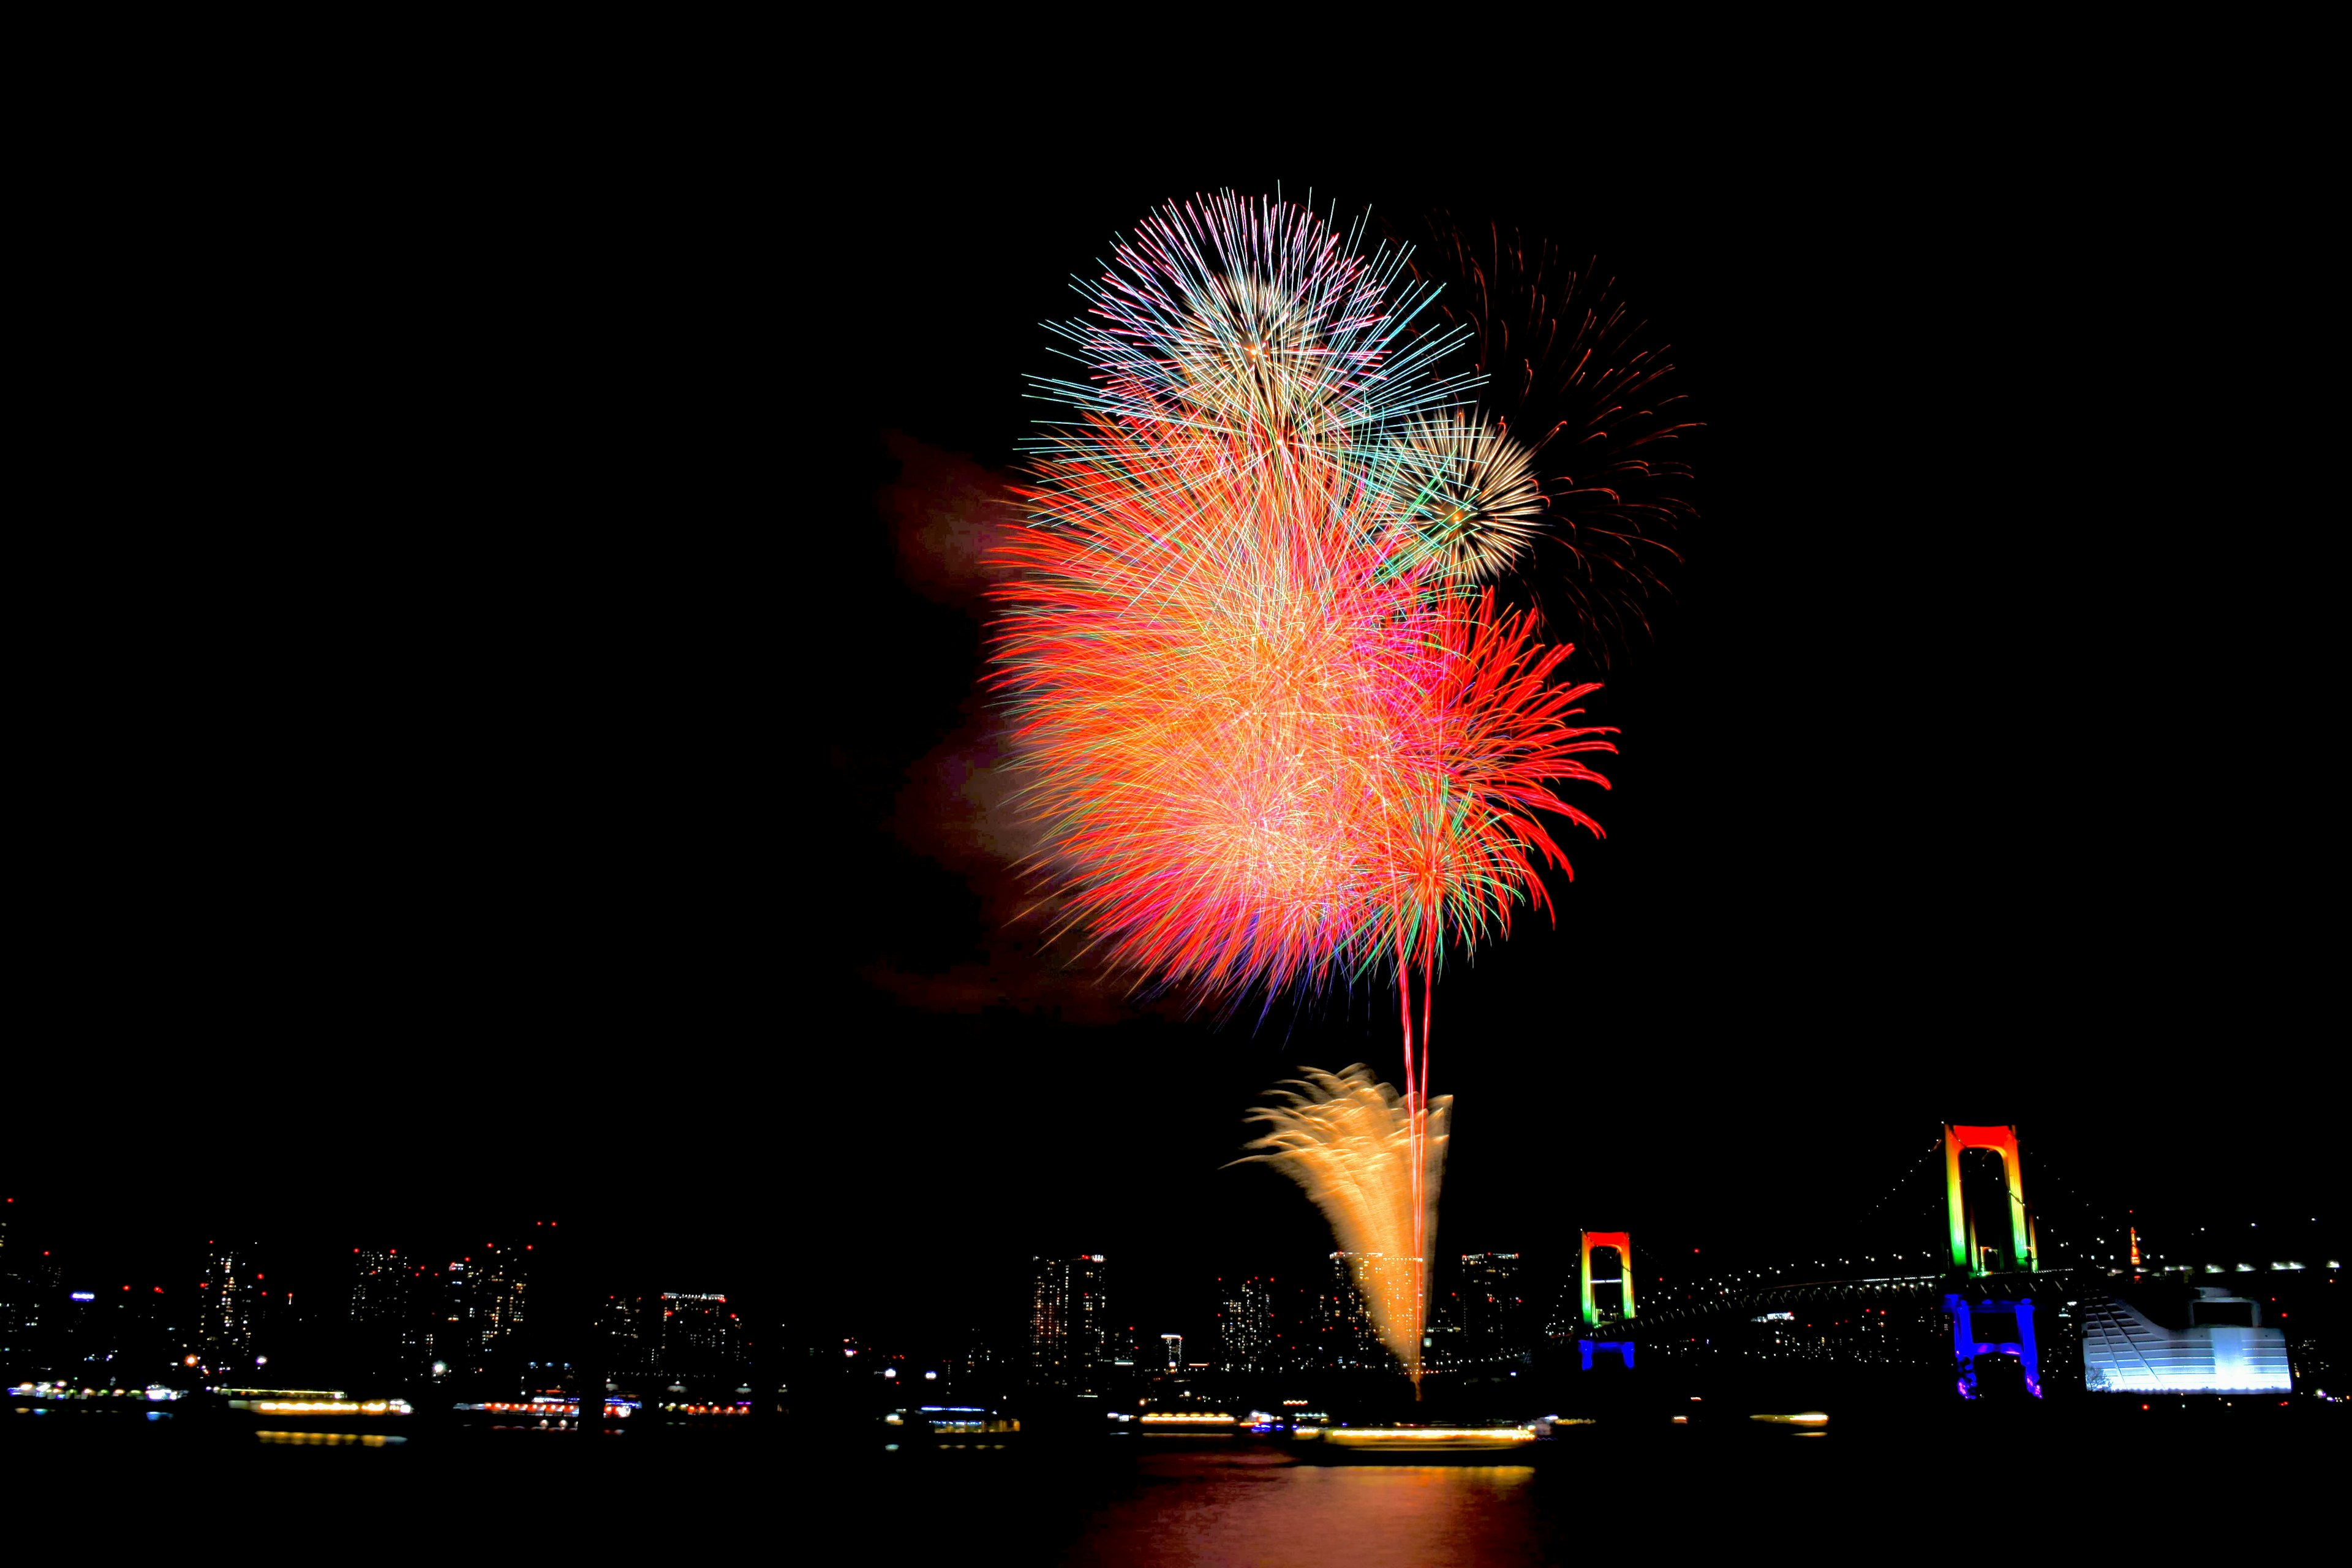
[1028, 1254, 1109, 1390]
[1322, 1253, 1414, 1371]
[474, 1240, 528, 1351]
[1218, 1276, 1278, 1374]
[1319, 1253, 1382, 1370]
[197, 1242, 260, 1374]
[437, 1258, 483, 1373]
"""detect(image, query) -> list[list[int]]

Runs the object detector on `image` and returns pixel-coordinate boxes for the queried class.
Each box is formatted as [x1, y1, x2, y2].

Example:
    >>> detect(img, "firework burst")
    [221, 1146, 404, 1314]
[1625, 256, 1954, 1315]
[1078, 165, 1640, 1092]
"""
[1377, 409, 1545, 583]
[995, 192, 1629, 1386]
[1035, 191, 1477, 471]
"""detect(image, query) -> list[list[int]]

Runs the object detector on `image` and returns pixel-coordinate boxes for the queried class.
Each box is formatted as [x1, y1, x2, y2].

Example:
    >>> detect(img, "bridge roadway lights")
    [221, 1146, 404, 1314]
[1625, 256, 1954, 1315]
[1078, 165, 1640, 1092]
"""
[1580, 1231, 1635, 1329]
[1944, 1125, 2037, 1276]
[1944, 1293, 2041, 1400]
[1578, 1340, 1634, 1371]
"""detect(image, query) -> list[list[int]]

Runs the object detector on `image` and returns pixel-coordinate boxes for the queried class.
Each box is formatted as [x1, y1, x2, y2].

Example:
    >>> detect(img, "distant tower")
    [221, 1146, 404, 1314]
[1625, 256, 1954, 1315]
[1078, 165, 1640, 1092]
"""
[1161, 1332, 1183, 1371]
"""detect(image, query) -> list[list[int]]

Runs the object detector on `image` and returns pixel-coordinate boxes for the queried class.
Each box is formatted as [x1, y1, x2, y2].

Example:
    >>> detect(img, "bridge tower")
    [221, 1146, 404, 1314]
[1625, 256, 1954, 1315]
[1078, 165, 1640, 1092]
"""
[1943, 1125, 2037, 1275]
[1578, 1231, 1635, 1327]
[1941, 1126, 2043, 1398]
[1577, 1231, 1635, 1370]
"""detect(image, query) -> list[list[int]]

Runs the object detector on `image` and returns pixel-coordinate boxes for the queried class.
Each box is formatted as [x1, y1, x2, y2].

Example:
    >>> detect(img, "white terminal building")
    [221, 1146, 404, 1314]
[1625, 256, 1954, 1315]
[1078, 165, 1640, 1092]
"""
[2080, 1285, 2291, 1393]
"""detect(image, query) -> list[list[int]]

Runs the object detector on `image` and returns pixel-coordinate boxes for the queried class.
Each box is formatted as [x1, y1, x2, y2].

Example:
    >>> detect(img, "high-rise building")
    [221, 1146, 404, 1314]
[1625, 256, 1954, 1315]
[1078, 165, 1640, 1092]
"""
[1218, 1276, 1278, 1374]
[1319, 1253, 1379, 1370]
[0, 1197, 20, 1359]
[599, 1294, 652, 1372]
[658, 1292, 746, 1373]
[197, 1242, 260, 1374]
[443, 1260, 473, 1368]
[399, 1259, 439, 1370]
[474, 1240, 528, 1352]
[1322, 1253, 1417, 1371]
[1028, 1254, 1109, 1390]
[349, 1248, 409, 1374]
[0, 1199, 51, 1365]
[1458, 1253, 1530, 1363]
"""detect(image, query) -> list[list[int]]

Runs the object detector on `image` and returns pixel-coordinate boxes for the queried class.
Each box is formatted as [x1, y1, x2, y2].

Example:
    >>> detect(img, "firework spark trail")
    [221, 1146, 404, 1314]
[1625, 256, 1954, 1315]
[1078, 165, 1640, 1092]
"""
[1237, 1066, 1451, 1377]
[997, 192, 1623, 1384]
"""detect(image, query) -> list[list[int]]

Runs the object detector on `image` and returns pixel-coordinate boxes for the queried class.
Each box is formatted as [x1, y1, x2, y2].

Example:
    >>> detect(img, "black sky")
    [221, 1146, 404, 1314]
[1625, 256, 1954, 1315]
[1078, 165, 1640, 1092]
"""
[12, 135, 2335, 1351]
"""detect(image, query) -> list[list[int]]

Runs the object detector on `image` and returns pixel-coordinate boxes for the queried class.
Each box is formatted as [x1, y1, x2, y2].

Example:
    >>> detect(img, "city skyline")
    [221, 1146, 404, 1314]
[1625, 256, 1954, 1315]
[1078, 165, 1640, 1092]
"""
[8, 1161, 2335, 1400]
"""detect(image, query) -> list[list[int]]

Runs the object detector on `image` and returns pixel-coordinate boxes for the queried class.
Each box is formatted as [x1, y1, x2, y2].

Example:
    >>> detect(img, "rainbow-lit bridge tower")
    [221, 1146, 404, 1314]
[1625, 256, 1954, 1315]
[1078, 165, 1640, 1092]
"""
[1941, 1123, 2042, 1398]
[1943, 1123, 2038, 1275]
[1577, 1229, 1635, 1371]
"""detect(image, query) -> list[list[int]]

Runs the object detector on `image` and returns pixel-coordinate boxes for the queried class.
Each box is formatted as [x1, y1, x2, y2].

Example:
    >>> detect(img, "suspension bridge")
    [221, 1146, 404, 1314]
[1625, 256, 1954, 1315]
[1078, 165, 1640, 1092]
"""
[1534, 1124, 2301, 1400]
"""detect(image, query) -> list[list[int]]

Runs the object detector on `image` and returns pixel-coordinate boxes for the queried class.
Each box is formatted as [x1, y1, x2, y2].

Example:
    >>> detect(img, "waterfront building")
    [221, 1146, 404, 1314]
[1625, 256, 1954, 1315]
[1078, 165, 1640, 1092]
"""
[2081, 1284, 2293, 1393]
[1321, 1253, 1414, 1371]
[348, 1247, 409, 1375]
[0, 1199, 29, 1361]
[1217, 1276, 1277, 1375]
[1028, 1254, 1110, 1391]
[1459, 1253, 1531, 1362]
[437, 1259, 478, 1373]
[475, 1240, 528, 1352]
[600, 1293, 652, 1372]
[659, 1292, 747, 1372]
[197, 1242, 260, 1374]
[664, 1293, 737, 1371]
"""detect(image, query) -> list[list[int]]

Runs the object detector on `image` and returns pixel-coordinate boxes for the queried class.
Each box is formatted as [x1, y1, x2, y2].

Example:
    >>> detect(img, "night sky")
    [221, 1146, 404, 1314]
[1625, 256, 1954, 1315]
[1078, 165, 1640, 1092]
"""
[12, 150, 2332, 1355]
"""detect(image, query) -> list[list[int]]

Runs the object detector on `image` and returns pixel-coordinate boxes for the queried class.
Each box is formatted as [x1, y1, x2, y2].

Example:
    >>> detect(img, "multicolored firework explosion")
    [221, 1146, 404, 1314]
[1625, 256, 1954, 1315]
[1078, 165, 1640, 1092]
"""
[993, 192, 1625, 1382]
[1393, 216, 1698, 654]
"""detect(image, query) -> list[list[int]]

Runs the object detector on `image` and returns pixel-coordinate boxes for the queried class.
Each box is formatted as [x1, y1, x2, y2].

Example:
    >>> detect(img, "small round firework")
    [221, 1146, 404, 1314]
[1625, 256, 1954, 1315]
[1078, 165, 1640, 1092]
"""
[1377, 410, 1545, 582]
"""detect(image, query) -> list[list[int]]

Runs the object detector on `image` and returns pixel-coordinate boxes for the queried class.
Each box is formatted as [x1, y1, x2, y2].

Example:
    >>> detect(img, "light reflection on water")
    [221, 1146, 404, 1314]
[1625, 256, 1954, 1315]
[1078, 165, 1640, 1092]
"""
[1059, 1451, 1550, 1568]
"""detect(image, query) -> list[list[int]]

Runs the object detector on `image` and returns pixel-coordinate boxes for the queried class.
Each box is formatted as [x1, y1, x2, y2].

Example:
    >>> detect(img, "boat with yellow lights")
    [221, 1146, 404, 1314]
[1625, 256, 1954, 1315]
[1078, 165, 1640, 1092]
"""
[1292, 1422, 1547, 1462]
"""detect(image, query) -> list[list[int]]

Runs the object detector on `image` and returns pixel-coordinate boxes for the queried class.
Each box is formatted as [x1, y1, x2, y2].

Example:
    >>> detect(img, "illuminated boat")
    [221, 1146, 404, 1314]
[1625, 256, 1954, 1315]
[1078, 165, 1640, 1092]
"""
[1296, 1423, 1541, 1461]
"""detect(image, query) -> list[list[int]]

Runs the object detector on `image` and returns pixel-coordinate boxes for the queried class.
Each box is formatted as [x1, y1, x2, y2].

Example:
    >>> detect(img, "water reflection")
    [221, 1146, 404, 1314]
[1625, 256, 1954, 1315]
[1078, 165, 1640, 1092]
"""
[1061, 1451, 1548, 1568]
